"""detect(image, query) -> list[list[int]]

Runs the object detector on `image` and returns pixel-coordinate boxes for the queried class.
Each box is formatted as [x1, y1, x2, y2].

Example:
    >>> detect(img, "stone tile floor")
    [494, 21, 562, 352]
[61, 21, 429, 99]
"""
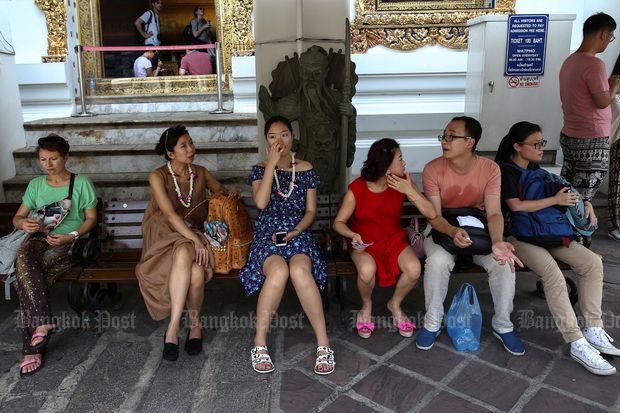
[1, 199, 620, 412]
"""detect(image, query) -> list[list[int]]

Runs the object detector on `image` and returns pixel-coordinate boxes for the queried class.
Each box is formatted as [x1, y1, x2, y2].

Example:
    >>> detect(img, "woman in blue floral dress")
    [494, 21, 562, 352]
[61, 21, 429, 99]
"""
[240, 115, 334, 376]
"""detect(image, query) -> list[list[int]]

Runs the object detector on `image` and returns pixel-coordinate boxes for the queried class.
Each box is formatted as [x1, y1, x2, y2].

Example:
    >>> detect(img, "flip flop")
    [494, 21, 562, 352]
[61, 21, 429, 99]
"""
[355, 321, 375, 339]
[19, 353, 43, 377]
[29, 331, 52, 352]
[394, 320, 416, 338]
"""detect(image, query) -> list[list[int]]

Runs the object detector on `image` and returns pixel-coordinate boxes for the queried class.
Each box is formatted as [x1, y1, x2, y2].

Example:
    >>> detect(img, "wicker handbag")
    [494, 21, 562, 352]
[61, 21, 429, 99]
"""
[207, 194, 253, 274]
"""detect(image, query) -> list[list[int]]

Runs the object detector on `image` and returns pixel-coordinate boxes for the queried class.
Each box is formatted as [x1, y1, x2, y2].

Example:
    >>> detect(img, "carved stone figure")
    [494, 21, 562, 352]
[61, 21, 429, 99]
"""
[258, 45, 358, 193]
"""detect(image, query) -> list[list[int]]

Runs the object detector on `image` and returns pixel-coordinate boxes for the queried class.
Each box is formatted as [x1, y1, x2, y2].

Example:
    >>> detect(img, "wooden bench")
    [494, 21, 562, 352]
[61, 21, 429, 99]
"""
[1, 196, 578, 316]
[54, 195, 348, 315]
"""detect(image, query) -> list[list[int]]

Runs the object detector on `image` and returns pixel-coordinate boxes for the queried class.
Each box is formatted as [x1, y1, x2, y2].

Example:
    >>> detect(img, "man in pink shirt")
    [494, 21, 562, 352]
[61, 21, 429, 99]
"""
[559, 13, 620, 210]
[179, 49, 213, 75]
[417, 116, 524, 355]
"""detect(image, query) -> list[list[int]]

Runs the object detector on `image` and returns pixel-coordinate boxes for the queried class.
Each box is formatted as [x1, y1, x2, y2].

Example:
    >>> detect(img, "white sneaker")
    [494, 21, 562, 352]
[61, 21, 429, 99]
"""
[570, 338, 616, 376]
[583, 327, 620, 356]
[609, 229, 620, 242]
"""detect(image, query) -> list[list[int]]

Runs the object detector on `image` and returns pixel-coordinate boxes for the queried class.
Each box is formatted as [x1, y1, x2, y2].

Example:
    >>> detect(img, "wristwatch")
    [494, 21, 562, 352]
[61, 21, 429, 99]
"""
[69, 230, 79, 240]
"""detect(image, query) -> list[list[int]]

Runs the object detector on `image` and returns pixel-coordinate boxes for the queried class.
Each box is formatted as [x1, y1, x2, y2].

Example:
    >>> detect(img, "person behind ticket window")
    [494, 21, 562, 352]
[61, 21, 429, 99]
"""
[179, 49, 213, 75]
[495, 121, 620, 375]
[332, 138, 437, 340]
[133, 50, 164, 78]
[135, 0, 162, 47]
[13, 134, 97, 377]
[191, 6, 215, 58]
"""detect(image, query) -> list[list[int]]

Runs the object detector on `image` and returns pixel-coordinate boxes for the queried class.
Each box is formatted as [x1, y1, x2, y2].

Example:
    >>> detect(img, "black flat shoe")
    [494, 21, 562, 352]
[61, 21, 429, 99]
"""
[163, 335, 179, 361]
[185, 329, 203, 356]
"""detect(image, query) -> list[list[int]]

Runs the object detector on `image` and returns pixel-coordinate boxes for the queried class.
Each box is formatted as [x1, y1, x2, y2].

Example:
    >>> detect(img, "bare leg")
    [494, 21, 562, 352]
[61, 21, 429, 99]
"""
[166, 244, 194, 344]
[288, 254, 333, 374]
[387, 247, 421, 326]
[253, 255, 289, 371]
[350, 252, 376, 323]
[186, 263, 208, 339]
[288, 254, 329, 346]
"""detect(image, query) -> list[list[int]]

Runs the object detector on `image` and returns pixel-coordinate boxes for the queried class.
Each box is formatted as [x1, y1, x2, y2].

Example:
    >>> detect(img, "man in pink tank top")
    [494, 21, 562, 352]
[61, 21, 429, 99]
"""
[416, 116, 525, 356]
[559, 13, 620, 209]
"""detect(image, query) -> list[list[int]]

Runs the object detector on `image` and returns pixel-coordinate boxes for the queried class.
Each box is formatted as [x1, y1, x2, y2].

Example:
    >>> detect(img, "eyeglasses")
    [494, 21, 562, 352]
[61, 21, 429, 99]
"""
[520, 139, 547, 150]
[609, 31, 616, 42]
[438, 134, 470, 143]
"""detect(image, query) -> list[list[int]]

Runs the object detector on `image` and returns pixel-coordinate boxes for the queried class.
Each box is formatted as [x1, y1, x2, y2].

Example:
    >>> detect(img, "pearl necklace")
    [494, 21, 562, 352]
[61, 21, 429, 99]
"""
[273, 153, 297, 199]
[167, 161, 196, 208]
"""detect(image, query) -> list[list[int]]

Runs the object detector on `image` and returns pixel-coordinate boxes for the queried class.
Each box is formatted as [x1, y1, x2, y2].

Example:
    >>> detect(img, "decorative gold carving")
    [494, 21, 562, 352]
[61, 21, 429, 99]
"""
[35, 0, 68, 62]
[221, 0, 255, 59]
[76, 0, 255, 95]
[95, 75, 220, 95]
[351, 0, 515, 52]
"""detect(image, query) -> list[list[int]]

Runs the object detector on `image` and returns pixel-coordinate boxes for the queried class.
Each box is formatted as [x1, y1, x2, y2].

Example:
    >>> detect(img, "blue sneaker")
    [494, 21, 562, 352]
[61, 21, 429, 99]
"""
[492, 329, 525, 356]
[415, 328, 441, 350]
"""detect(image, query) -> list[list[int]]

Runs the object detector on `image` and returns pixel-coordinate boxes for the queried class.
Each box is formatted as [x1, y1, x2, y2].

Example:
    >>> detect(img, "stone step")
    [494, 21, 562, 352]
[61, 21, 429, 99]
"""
[23, 112, 258, 146]
[81, 91, 233, 115]
[3, 170, 253, 202]
[13, 112, 261, 201]
[13, 142, 259, 175]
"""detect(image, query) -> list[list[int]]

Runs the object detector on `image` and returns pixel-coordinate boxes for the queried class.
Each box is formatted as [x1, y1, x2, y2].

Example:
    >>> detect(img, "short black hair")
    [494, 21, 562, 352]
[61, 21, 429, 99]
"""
[451, 116, 482, 150]
[583, 12, 616, 36]
[36, 134, 70, 157]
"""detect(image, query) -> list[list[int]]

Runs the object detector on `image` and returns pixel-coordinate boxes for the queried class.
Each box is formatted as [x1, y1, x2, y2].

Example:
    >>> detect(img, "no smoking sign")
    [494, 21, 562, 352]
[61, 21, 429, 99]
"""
[507, 76, 540, 88]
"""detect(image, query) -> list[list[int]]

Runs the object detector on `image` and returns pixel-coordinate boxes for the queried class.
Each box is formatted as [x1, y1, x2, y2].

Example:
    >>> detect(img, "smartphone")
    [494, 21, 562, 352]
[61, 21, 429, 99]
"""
[275, 232, 287, 246]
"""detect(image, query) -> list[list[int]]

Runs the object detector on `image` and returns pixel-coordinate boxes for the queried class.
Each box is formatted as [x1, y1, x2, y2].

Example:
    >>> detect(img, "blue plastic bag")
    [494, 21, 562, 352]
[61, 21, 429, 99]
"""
[446, 283, 482, 352]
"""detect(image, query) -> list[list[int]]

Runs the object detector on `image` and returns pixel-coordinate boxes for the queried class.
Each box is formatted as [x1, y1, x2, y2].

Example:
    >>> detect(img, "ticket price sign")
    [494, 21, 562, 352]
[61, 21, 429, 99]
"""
[505, 14, 548, 76]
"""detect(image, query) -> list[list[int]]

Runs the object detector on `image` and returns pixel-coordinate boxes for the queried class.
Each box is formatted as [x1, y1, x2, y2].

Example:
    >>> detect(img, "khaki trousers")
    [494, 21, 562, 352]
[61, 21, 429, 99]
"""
[508, 236, 604, 343]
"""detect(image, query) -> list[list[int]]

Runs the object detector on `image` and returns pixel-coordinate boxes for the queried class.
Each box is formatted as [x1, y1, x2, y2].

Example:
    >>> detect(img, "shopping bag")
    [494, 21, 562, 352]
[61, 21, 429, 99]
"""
[0, 228, 30, 274]
[446, 283, 482, 352]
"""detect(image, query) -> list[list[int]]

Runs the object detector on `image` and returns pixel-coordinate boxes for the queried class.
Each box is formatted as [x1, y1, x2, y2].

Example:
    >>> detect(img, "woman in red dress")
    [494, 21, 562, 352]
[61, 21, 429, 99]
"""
[333, 138, 436, 338]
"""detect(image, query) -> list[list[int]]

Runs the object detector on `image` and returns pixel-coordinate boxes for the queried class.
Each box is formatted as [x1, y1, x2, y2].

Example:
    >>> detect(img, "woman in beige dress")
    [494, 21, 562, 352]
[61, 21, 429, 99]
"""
[136, 125, 231, 361]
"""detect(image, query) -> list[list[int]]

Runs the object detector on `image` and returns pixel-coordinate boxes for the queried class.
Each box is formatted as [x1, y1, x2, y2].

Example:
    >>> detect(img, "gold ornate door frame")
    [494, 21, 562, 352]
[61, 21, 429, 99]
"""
[35, 0, 68, 62]
[77, 0, 254, 81]
[34, 0, 254, 94]
[351, 0, 515, 52]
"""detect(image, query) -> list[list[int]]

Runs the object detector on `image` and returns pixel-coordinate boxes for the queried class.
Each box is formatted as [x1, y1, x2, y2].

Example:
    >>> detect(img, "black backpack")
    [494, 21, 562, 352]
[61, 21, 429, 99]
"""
[136, 10, 154, 44]
[182, 23, 196, 44]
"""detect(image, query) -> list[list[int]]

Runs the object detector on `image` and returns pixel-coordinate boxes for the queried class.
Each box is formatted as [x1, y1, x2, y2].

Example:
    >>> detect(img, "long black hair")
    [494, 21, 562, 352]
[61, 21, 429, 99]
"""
[155, 125, 189, 160]
[361, 138, 400, 181]
[494, 121, 542, 165]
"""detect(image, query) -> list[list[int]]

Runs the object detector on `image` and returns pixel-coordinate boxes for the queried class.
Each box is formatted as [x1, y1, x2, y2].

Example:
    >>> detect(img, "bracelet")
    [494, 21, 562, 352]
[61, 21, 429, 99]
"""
[411, 195, 422, 203]
[292, 227, 301, 234]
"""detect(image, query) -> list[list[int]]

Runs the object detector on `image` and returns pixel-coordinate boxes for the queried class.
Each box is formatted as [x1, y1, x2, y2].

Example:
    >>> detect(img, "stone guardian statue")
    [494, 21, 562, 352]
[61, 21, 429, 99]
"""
[258, 45, 358, 193]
